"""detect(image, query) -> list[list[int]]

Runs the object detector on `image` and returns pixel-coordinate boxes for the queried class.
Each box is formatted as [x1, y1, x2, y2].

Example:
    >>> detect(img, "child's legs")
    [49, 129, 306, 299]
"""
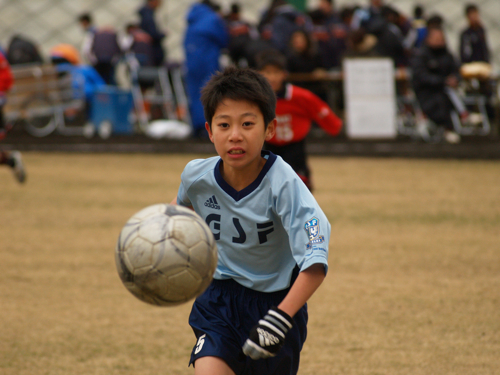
[265, 140, 312, 190]
[189, 277, 307, 375]
[445, 87, 467, 115]
[194, 356, 235, 375]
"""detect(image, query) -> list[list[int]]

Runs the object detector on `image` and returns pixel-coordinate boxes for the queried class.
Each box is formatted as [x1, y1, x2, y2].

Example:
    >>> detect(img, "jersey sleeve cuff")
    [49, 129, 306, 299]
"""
[300, 255, 328, 275]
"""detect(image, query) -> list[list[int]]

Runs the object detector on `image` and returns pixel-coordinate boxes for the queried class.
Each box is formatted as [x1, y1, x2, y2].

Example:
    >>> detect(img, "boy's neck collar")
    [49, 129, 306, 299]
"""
[214, 151, 277, 202]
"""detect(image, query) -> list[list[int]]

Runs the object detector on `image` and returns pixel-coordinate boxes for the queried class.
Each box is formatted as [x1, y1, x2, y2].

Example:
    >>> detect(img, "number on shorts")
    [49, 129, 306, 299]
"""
[194, 334, 206, 355]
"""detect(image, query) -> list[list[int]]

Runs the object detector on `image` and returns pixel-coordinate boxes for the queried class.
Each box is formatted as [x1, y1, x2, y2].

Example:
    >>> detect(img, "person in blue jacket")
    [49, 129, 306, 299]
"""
[183, 0, 229, 138]
[49, 44, 105, 118]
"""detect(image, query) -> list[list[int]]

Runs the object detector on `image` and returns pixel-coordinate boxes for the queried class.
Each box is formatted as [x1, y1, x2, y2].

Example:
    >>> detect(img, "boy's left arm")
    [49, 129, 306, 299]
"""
[304, 90, 342, 136]
[242, 264, 325, 360]
[243, 177, 330, 360]
[278, 263, 326, 317]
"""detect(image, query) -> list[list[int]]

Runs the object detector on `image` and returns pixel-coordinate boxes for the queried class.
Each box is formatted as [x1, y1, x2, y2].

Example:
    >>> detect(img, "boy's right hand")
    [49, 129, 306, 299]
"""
[242, 307, 293, 360]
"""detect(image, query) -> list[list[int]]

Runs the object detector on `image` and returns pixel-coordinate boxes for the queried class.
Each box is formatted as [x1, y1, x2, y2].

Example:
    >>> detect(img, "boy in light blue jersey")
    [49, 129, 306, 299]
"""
[172, 67, 330, 375]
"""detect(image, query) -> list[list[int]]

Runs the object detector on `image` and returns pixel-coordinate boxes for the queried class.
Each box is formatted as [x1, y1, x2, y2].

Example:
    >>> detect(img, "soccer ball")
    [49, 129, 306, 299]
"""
[115, 203, 218, 306]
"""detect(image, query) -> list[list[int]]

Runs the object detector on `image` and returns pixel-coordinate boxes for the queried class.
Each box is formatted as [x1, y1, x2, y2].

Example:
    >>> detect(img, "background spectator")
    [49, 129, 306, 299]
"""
[84, 26, 122, 84]
[308, 0, 338, 26]
[240, 36, 274, 69]
[78, 13, 97, 65]
[309, 0, 347, 69]
[460, 4, 489, 64]
[375, 5, 407, 66]
[79, 13, 121, 84]
[352, 0, 385, 34]
[286, 30, 327, 100]
[138, 0, 166, 66]
[258, 0, 313, 54]
[459, 4, 493, 120]
[50, 44, 105, 118]
[225, 3, 259, 66]
[411, 27, 463, 143]
[122, 23, 154, 67]
[183, 0, 229, 138]
[405, 5, 427, 50]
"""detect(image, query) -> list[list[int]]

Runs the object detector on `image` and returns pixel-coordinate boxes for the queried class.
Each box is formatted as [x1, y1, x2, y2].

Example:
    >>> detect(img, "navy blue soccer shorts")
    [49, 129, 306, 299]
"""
[188, 278, 308, 375]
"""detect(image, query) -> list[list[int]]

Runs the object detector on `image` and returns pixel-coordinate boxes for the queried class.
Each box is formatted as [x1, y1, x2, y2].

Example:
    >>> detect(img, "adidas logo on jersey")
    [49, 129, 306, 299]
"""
[204, 195, 220, 210]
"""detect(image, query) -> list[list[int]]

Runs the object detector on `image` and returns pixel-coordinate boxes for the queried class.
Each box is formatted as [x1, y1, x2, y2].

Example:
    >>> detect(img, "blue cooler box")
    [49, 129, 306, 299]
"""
[91, 86, 134, 136]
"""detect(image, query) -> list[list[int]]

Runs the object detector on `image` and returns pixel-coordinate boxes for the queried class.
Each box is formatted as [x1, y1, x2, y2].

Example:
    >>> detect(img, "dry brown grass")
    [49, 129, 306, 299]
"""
[0, 153, 499, 375]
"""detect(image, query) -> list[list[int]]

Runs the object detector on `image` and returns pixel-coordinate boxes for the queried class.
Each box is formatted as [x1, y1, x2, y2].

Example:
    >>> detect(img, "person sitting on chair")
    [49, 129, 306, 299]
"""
[411, 26, 467, 144]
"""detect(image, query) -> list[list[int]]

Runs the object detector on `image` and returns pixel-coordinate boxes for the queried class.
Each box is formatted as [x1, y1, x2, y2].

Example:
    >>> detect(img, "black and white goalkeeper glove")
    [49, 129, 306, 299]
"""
[242, 306, 294, 360]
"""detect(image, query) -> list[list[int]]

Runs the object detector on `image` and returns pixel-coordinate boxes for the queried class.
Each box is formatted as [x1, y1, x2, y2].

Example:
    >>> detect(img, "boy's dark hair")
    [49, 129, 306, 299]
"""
[230, 2, 240, 14]
[255, 49, 287, 71]
[78, 13, 92, 24]
[339, 6, 354, 23]
[426, 14, 444, 28]
[465, 3, 478, 15]
[382, 5, 399, 20]
[201, 67, 276, 129]
[413, 5, 424, 19]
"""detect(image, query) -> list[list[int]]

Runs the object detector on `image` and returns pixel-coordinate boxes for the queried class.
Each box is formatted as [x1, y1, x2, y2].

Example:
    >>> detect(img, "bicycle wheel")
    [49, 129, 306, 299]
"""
[22, 94, 58, 137]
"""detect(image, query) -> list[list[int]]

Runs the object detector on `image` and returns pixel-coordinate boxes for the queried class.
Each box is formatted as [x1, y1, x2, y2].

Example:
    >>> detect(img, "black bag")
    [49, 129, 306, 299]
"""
[7, 35, 44, 65]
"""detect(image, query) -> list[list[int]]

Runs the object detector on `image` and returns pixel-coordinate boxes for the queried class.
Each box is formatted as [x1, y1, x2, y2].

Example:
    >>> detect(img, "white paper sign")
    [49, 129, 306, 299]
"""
[343, 58, 397, 139]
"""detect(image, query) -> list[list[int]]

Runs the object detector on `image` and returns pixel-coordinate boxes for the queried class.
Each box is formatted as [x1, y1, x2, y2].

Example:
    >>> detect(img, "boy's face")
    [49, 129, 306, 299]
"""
[79, 20, 90, 30]
[319, 0, 332, 14]
[259, 65, 287, 92]
[426, 29, 446, 49]
[205, 99, 276, 173]
[467, 10, 480, 26]
[291, 32, 308, 54]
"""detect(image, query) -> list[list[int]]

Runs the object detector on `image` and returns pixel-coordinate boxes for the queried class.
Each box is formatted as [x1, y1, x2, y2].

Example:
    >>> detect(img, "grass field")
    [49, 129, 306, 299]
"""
[1, 152, 499, 375]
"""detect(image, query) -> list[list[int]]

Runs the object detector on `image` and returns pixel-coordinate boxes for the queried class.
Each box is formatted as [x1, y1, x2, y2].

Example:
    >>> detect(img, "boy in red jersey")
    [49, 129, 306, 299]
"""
[256, 50, 342, 190]
[0, 50, 26, 183]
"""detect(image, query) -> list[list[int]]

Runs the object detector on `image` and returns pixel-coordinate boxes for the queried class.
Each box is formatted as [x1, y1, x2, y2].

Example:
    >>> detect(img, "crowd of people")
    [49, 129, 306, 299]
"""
[0, 0, 496, 179]
[218, 0, 493, 143]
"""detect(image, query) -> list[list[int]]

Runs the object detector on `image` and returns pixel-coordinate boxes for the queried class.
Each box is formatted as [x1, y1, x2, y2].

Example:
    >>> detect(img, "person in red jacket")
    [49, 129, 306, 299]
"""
[257, 49, 342, 190]
[0, 51, 26, 183]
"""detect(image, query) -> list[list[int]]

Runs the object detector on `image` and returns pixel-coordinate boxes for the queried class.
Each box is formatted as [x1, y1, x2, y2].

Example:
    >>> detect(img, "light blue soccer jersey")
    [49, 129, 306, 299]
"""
[177, 151, 330, 293]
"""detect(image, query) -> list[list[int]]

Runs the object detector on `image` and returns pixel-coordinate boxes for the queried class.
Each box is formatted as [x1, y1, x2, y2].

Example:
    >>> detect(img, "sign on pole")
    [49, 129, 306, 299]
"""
[343, 58, 397, 139]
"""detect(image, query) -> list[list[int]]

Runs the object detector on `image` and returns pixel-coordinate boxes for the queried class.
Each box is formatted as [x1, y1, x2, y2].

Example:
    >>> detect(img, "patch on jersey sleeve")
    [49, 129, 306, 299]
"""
[305, 217, 325, 250]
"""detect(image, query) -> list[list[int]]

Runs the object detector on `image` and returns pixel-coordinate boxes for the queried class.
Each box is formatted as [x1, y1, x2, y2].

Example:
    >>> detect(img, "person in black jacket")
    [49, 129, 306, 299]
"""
[138, 0, 166, 66]
[375, 6, 407, 67]
[460, 4, 489, 64]
[286, 30, 327, 100]
[459, 4, 493, 121]
[411, 27, 465, 143]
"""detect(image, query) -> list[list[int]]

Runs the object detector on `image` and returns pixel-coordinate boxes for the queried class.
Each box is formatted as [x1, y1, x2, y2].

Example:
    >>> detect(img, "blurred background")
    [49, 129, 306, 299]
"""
[0, 0, 498, 68]
[1, 0, 499, 148]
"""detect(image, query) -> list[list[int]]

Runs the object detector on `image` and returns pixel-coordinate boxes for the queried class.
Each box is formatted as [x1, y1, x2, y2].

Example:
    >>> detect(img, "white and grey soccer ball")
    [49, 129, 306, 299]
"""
[115, 204, 218, 306]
